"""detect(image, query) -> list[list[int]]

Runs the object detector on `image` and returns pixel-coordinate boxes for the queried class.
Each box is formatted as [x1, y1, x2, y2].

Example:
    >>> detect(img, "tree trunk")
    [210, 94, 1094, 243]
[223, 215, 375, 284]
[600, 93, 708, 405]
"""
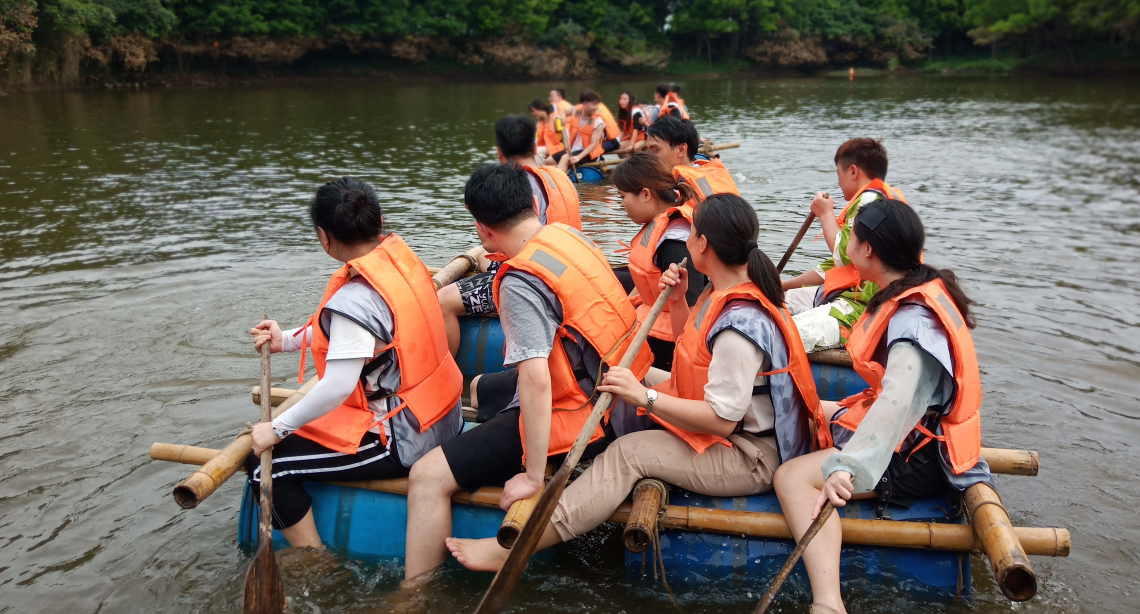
[707, 34, 713, 68]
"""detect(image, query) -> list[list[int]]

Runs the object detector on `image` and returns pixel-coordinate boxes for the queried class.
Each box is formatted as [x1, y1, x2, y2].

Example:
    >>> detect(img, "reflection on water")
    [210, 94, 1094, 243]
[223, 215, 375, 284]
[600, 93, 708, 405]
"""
[0, 76, 1138, 613]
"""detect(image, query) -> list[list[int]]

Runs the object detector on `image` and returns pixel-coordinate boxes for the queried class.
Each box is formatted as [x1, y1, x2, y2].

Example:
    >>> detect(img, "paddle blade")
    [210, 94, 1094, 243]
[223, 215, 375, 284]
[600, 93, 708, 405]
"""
[242, 542, 285, 614]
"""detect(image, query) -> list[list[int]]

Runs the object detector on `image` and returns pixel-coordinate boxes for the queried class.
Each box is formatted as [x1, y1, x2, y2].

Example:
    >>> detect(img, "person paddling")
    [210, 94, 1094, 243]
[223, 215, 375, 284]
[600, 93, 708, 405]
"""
[646, 116, 739, 202]
[782, 138, 908, 353]
[556, 90, 608, 172]
[438, 115, 581, 356]
[444, 194, 820, 572]
[246, 178, 463, 549]
[616, 90, 648, 156]
[614, 153, 705, 370]
[404, 164, 650, 582]
[530, 99, 565, 165]
[773, 199, 992, 614]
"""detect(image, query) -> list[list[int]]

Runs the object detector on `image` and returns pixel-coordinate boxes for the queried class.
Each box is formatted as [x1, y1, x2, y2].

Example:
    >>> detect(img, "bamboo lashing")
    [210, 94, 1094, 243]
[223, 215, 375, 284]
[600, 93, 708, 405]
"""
[432, 247, 486, 290]
[965, 482, 1037, 601]
[474, 258, 686, 614]
[754, 502, 835, 614]
[578, 142, 741, 169]
[622, 479, 666, 553]
[171, 376, 318, 509]
[150, 442, 1070, 557]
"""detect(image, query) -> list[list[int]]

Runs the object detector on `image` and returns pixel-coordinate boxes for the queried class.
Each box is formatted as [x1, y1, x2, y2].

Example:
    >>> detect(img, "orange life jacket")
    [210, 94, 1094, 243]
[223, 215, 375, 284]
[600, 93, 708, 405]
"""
[673, 159, 740, 204]
[537, 113, 566, 156]
[566, 114, 607, 160]
[523, 164, 582, 230]
[663, 92, 689, 120]
[647, 283, 820, 453]
[492, 224, 653, 457]
[294, 234, 464, 453]
[596, 103, 621, 140]
[619, 107, 647, 142]
[820, 279, 982, 474]
[821, 179, 908, 297]
[627, 205, 694, 342]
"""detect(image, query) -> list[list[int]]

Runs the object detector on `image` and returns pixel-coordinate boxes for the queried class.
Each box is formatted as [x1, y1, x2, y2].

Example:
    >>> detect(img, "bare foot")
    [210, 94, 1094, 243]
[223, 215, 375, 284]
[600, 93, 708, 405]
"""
[445, 537, 510, 572]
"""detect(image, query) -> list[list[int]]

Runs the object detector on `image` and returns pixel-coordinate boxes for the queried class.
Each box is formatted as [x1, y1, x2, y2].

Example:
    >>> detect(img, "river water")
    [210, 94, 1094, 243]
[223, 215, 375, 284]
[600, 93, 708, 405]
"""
[1, 76, 1138, 613]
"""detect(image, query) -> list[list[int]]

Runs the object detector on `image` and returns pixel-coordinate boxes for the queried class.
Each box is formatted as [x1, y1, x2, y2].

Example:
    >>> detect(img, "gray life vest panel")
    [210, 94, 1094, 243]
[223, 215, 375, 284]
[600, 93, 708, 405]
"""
[708, 300, 814, 463]
[322, 278, 463, 468]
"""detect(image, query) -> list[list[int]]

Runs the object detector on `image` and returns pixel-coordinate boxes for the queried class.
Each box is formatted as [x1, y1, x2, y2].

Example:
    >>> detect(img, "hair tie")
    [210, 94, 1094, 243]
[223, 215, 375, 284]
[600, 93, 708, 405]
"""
[745, 242, 758, 253]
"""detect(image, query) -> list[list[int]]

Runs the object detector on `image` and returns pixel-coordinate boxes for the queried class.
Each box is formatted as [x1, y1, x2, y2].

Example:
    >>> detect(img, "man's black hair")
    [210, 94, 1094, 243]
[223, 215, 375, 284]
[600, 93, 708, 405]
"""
[646, 116, 700, 162]
[579, 89, 601, 103]
[495, 115, 537, 158]
[464, 163, 535, 230]
[655, 83, 671, 97]
[670, 84, 681, 95]
[552, 87, 566, 99]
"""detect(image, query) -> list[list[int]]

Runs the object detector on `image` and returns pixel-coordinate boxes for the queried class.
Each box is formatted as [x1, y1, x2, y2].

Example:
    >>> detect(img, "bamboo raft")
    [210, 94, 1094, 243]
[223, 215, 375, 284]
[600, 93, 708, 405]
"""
[152, 247, 1068, 603]
[569, 142, 741, 183]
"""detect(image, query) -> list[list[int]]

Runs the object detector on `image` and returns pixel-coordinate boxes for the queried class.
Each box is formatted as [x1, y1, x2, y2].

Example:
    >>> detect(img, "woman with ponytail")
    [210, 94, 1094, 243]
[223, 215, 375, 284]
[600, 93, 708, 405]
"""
[773, 199, 993, 614]
[615, 153, 705, 370]
[247, 178, 463, 550]
[444, 194, 821, 573]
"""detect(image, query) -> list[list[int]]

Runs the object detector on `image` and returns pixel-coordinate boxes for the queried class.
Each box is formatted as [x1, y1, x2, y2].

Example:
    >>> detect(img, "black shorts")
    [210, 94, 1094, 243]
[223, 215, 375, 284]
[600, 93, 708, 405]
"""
[456, 263, 501, 316]
[442, 398, 616, 492]
[553, 150, 597, 164]
[872, 441, 953, 517]
[474, 367, 520, 422]
[602, 138, 621, 153]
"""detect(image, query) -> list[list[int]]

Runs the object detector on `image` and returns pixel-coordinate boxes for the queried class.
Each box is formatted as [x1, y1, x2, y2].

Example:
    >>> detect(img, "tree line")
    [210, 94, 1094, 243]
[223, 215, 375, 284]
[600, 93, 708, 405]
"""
[1, 0, 1136, 80]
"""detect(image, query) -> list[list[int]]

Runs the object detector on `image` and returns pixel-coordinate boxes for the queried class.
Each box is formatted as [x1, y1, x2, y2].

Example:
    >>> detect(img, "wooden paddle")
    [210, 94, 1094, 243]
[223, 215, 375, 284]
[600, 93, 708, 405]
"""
[776, 210, 818, 274]
[754, 502, 835, 614]
[243, 314, 286, 614]
[473, 259, 686, 614]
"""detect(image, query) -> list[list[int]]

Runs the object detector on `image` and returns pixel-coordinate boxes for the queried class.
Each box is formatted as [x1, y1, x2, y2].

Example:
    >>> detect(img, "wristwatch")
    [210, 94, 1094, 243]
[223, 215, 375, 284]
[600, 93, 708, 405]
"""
[645, 389, 658, 414]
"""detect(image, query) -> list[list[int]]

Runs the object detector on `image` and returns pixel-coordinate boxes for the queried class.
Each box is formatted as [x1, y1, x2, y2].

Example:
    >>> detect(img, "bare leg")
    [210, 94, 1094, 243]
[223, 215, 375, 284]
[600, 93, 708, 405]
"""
[446, 523, 563, 572]
[774, 450, 846, 613]
[437, 283, 464, 357]
[632, 140, 647, 153]
[469, 374, 482, 409]
[279, 508, 323, 549]
[405, 446, 461, 580]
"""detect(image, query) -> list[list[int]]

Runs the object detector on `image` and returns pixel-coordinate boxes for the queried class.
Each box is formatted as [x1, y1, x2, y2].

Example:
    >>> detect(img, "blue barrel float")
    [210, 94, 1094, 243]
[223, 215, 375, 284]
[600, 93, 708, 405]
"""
[569, 166, 607, 183]
[237, 317, 970, 597]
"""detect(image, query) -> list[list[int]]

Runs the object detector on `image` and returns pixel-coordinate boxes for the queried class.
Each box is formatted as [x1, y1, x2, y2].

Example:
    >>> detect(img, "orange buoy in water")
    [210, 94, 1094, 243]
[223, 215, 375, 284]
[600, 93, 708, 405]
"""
[849, 67, 855, 80]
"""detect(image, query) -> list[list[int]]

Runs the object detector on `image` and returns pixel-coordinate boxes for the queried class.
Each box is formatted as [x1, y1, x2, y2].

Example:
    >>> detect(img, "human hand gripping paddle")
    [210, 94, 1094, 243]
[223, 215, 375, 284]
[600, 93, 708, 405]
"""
[473, 259, 687, 614]
[243, 313, 286, 614]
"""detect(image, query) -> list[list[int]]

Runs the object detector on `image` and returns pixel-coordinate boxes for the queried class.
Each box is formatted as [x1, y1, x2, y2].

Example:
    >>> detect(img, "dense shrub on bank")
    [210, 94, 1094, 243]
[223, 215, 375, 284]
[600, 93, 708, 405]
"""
[0, 0, 1136, 83]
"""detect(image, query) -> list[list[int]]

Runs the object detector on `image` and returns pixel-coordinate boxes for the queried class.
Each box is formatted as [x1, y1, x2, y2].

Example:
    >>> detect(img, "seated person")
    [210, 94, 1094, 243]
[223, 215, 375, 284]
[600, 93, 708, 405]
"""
[613, 153, 705, 371]
[556, 90, 608, 172]
[403, 163, 651, 581]
[782, 138, 908, 353]
[645, 115, 739, 201]
[444, 194, 820, 573]
[616, 89, 647, 157]
[246, 178, 463, 549]
[774, 199, 992, 614]
[438, 115, 581, 356]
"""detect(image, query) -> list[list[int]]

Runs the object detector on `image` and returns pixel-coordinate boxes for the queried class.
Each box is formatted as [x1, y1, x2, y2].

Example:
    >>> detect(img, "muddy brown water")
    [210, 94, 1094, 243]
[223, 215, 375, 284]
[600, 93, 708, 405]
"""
[1, 76, 1138, 613]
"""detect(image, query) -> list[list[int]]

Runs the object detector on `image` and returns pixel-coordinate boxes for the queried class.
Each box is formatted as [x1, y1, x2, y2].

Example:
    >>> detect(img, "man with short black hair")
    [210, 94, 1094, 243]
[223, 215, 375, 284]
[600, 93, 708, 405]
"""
[404, 163, 651, 582]
[550, 88, 574, 118]
[556, 89, 607, 171]
[646, 116, 738, 203]
[782, 138, 908, 353]
[437, 115, 581, 356]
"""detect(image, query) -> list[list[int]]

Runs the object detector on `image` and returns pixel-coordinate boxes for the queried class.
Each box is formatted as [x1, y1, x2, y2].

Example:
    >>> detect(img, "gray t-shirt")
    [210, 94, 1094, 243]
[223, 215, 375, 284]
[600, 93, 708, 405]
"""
[499, 274, 559, 365]
[527, 172, 550, 225]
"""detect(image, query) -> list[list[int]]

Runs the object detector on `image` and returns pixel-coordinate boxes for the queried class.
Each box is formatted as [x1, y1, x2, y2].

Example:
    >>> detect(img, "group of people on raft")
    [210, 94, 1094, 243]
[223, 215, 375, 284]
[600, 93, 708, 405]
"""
[244, 92, 993, 613]
[529, 84, 693, 173]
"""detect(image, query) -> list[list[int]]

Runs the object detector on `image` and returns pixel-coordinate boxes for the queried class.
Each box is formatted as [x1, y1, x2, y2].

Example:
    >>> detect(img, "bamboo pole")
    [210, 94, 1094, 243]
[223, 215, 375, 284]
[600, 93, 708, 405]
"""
[984, 449, 1039, 477]
[497, 486, 544, 548]
[432, 247, 486, 290]
[965, 482, 1037, 601]
[250, 386, 294, 407]
[150, 443, 1070, 557]
[622, 480, 664, 553]
[170, 376, 318, 509]
[578, 142, 741, 169]
[807, 348, 853, 367]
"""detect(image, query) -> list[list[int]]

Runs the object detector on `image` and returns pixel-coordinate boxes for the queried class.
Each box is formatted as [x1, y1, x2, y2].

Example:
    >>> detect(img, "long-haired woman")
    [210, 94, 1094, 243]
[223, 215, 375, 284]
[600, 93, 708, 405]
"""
[773, 199, 993, 614]
[613, 152, 704, 371]
[443, 193, 820, 571]
[247, 178, 463, 549]
[616, 89, 648, 156]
